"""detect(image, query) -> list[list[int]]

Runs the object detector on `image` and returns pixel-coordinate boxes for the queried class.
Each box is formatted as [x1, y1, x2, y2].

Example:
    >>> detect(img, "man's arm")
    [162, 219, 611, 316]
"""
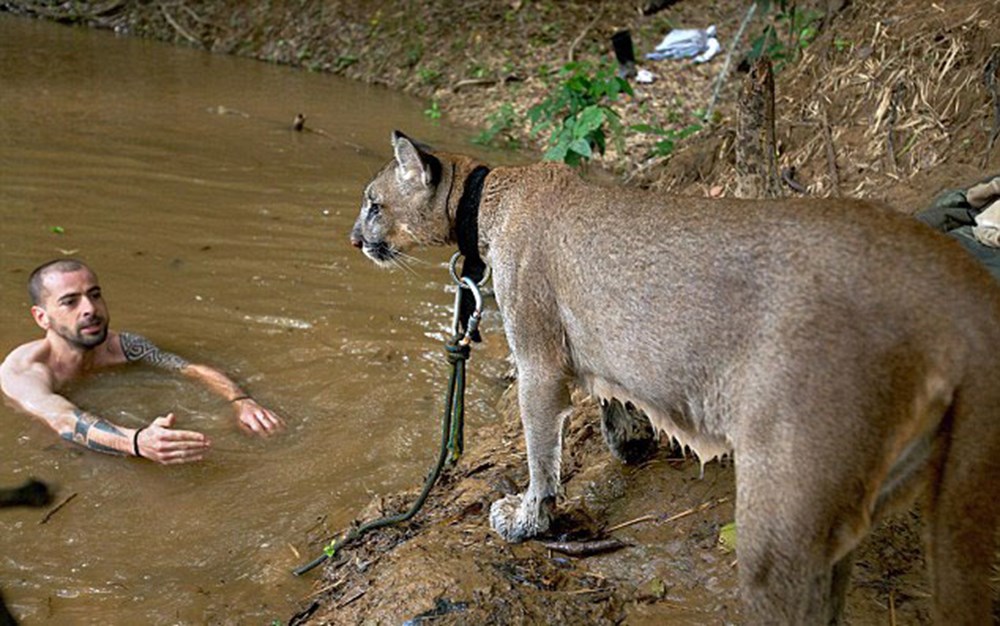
[120, 332, 284, 435]
[0, 352, 209, 464]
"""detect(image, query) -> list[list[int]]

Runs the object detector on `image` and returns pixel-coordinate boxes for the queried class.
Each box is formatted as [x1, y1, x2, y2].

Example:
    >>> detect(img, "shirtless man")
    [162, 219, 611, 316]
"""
[0, 258, 284, 464]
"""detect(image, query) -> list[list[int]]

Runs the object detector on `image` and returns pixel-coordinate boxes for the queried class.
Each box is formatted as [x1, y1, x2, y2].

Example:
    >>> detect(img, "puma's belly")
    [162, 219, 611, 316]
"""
[587, 376, 733, 467]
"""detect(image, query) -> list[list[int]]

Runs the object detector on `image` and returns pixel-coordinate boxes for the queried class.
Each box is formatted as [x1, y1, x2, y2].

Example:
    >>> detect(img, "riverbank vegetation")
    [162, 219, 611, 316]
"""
[7, 0, 997, 208]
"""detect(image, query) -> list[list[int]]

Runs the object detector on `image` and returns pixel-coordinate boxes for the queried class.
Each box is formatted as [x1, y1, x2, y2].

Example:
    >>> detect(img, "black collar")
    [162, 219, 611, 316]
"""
[453, 165, 490, 341]
[454, 165, 490, 280]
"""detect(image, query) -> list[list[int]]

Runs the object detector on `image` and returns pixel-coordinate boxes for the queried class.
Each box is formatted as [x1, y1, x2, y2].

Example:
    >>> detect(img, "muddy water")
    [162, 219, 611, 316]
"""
[0, 15, 509, 624]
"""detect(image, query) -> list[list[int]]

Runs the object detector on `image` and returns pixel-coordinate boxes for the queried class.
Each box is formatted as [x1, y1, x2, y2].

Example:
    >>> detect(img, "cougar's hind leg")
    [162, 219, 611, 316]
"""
[489, 362, 570, 543]
[924, 395, 1000, 625]
[600, 399, 659, 464]
[735, 413, 873, 626]
[828, 550, 855, 625]
[735, 471, 845, 625]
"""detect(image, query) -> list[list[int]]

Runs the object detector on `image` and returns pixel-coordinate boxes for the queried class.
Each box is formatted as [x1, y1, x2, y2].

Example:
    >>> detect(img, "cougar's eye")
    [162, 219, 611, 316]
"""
[367, 202, 381, 221]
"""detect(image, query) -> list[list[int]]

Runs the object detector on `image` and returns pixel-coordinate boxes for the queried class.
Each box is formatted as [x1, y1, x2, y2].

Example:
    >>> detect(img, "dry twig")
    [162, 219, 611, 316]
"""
[39, 492, 77, 525]
[822, 105, 840, 195]
[567, 5, 604, 63]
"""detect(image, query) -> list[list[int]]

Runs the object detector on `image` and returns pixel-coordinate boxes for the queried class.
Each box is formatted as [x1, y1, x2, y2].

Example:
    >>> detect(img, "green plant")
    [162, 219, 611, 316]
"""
[473, 103, 521, 149]
[424, 100, 442, 121]
[631, 121, 703, 159]
[417, 67, 441, 85]
[748, 1, 824, 69]
[527, 61, 632, 166]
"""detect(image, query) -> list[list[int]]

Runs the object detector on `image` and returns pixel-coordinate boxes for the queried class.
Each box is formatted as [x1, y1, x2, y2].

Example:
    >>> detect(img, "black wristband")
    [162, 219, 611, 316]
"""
[229, 395, 252, 403]
[132, 427, 146, 458]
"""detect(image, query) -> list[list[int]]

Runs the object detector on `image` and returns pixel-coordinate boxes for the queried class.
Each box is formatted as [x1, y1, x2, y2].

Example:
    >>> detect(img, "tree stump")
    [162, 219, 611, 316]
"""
[735, 56, 782, 199]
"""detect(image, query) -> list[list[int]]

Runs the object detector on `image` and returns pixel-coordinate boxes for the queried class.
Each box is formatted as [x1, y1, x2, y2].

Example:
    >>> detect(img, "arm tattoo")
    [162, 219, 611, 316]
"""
[61, 409, 128, 456]
[120, 331, 190, 371]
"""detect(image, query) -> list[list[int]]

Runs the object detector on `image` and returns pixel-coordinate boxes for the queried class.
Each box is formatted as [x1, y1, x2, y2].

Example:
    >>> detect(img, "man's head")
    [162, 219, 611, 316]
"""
[28, 259, 110, 350]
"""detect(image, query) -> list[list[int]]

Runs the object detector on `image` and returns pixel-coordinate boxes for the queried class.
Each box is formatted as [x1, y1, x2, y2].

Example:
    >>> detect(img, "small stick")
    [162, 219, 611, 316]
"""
[661, 496, 729, 524]
[158, 3, 200, 47]
[567, 588, 607, 595]
[608, 497, 729, 533]
[567, 5, 604, 63]
[303, 575, 346, 600]
[606, 514, 657, 533]
[540, 537, 628, 557]
[889, 588, 897, 626]
[781, 167, 809, 194]
[336, 589, 365, 609]
[39, 492, 77, 525]
[706, 2, 759, 122]
[822, 106, 840, 195]
[886, 81, 905, 173]
[983, 47, 1000, 167]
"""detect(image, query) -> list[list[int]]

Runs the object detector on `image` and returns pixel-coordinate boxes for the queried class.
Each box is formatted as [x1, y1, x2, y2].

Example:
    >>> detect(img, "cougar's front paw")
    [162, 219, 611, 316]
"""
[489, 493, 552, 543]
[601, 399, 658, 464]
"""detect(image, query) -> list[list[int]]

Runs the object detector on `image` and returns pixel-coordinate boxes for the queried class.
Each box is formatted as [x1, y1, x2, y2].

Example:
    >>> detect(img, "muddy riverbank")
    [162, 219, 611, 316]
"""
[4, 1, 999, 624]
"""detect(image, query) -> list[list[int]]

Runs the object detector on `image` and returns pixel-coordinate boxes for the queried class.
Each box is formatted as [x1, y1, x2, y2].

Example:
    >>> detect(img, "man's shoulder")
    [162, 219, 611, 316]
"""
[1, 339, 49, 372]
[0, 339, 53, 389]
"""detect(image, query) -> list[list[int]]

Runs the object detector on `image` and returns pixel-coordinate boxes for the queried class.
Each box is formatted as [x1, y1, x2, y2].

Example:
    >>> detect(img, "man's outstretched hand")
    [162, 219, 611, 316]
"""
[234, 398, 285, 435]
[136, 413, 211, 464]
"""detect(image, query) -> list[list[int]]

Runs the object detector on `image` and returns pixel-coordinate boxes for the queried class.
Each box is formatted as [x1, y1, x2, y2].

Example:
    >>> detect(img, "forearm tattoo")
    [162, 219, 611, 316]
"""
[120, 331, 189, 371]
[61, 409, 128, 456]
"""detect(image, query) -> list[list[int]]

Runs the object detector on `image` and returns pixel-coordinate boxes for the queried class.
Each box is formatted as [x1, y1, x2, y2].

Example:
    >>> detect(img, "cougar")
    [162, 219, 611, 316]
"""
[350, 131, 1000, 624]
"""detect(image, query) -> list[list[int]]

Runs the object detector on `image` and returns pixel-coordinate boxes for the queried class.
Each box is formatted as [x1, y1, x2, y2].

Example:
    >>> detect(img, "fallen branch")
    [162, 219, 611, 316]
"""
[822, 105, 840, 195]
[567, 5, 604, 63]
[660, 497, 728, 524]
[541, 537, 629, 557]
[781, 167, 809, 194]
[605, 514, 656, 533]
[607, 497, 730, 534]
[886, 81, 905, 173]
[983, 46, 1000, 167]
[452, 75, 522, 92]
[39, 492, 77, 525]
[705, 1, 758, 122]
[158, 3, 200, 47]
[336, 588, 366, 609]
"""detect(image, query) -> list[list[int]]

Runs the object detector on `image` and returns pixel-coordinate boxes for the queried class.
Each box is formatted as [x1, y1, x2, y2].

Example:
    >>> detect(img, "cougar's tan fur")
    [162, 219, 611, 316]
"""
[351, 131, 1000, 624]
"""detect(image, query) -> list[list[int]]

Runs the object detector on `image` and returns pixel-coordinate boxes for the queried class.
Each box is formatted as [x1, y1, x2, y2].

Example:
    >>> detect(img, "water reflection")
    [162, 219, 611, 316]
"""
[0, 14, 507, 624]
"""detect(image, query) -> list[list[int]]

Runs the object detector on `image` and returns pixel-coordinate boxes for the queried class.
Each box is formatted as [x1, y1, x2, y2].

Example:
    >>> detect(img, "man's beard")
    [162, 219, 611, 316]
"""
[56, 316, 108, 349]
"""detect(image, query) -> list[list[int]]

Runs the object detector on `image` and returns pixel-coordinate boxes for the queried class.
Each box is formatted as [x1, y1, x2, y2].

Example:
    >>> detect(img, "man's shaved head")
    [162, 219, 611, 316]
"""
[28, 258, 93, 306]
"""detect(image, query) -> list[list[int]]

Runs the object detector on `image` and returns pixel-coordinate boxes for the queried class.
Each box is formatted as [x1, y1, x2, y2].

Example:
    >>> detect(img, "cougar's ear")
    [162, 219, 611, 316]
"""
[392, 130, 430, 187]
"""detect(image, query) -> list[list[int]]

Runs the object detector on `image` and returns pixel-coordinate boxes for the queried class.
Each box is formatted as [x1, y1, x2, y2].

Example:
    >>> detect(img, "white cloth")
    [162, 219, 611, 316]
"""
[972, 199, 1000, 247]
[646, 25, 720, 63]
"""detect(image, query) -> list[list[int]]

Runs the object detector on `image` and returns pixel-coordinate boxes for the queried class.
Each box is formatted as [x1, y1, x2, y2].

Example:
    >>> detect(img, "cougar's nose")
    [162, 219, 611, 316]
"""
[350, 227, 364, 248]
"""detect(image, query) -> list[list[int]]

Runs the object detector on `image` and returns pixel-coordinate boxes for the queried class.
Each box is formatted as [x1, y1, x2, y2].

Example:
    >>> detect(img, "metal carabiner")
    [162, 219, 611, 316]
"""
[451, 276, 484, 341]
[448, 251, 491, 288]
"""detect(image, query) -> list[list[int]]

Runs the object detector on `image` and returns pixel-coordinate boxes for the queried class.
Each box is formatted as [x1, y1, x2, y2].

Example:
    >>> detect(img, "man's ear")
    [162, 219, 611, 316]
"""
[30, 305, 50, 331]
[392, 130, 430, 187]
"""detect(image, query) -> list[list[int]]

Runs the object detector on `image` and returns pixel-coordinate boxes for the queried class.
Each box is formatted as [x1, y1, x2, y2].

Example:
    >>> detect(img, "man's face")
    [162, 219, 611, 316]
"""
[32, 268, 110, 350]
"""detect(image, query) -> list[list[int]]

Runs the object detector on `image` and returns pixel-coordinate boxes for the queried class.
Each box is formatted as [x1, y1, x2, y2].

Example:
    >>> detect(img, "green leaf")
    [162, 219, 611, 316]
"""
[568, 138, 592, 159]
[718, 521, 737, 553]
[544, 139, 570, 162]
[322, 542, 338, 558]
[575, 106, 606, 136]
[50, 226, 65, 234]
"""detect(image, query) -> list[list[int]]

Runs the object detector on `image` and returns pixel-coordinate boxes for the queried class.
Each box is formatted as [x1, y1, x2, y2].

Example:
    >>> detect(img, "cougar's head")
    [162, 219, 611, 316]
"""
[351, 131, 451, 267]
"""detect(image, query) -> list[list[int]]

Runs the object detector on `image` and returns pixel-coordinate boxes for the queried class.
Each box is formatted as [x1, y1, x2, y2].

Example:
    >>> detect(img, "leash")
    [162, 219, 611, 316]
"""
[292, 254, 487, 577]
